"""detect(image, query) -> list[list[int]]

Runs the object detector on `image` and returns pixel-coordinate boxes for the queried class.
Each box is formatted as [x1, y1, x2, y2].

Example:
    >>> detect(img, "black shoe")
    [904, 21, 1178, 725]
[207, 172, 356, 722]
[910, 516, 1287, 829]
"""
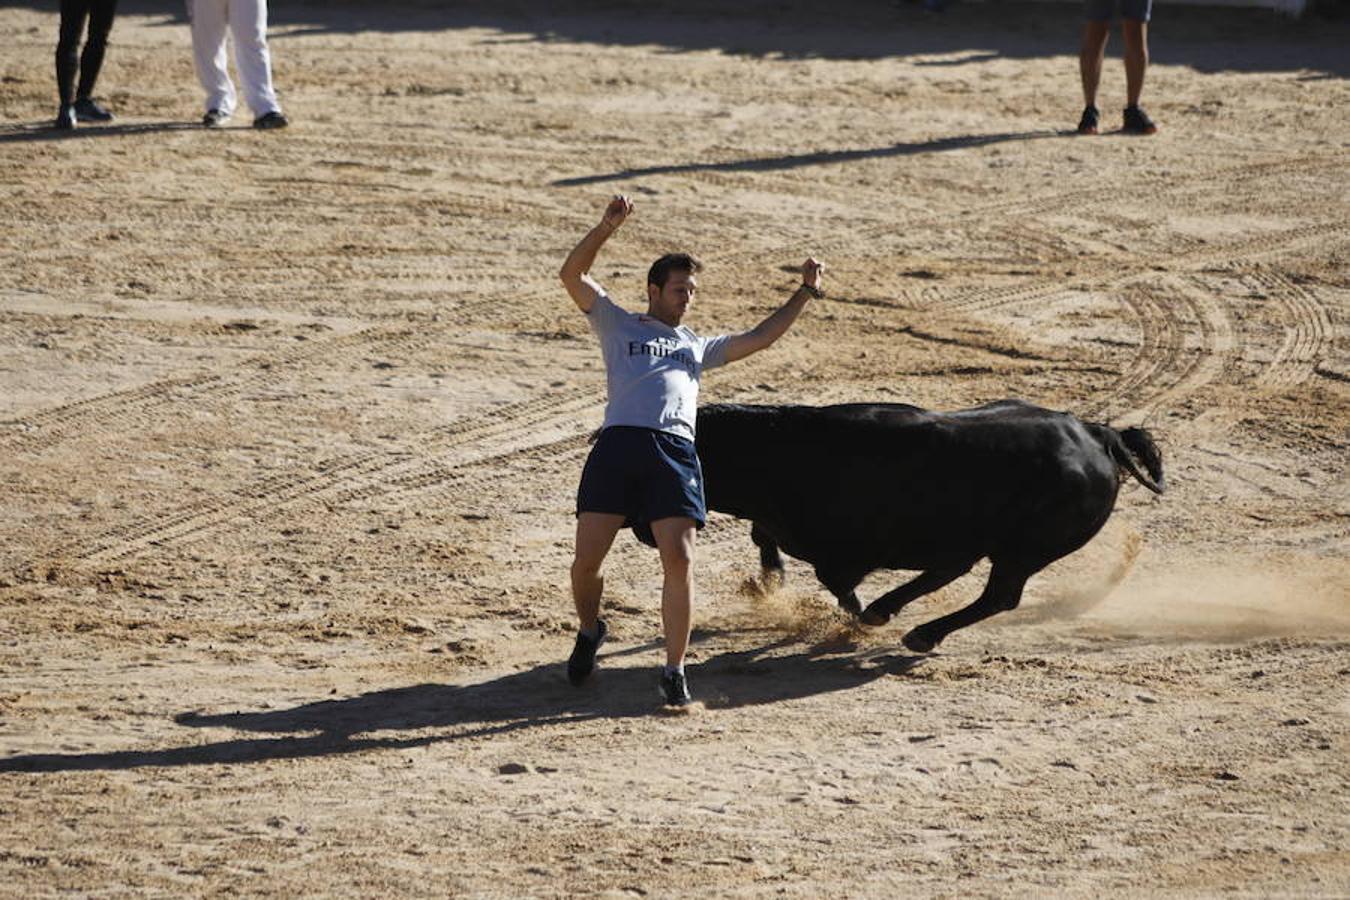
[202, 109, 227, 128]
[54, 105, 77, 130]
[73, 97, 113, 122]
[253, 111, 289, 130]
[1122, 105, 1158, 135]
[567, 619, 607, 685]
[660, 669, 692, 707]
[1076, 105, 1099, 135]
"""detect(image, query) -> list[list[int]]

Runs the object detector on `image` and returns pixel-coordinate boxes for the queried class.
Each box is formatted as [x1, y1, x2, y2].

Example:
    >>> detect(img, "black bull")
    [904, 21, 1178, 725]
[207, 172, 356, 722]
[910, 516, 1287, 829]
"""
[638, 400, 1165, 653]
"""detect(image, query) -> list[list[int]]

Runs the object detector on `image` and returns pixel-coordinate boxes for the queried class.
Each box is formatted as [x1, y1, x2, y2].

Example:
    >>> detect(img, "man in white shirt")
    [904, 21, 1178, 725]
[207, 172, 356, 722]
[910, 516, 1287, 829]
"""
[558, 195, 823, 707]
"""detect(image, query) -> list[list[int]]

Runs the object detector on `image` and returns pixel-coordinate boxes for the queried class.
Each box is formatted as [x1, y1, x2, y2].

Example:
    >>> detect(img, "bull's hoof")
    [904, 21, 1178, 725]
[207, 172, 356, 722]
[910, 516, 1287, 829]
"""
[858, 608, 889, 628]
[901, 629, 936, 654]
[760, 567, 785, 593]
[839, 594, 862, 617]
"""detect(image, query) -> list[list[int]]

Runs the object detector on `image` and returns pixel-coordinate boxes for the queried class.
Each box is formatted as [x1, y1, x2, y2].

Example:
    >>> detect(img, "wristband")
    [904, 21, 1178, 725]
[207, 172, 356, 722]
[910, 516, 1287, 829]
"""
[798, 283, 824, 299]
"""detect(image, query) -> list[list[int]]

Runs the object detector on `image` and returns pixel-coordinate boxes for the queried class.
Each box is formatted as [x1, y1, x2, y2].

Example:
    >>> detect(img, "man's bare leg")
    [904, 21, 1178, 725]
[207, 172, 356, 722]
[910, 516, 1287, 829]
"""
[1122, 19, 1149, 107]
[572, 512, 625, 633]
[1080, 21, 1110, 109]
[651, 516, 697, 669]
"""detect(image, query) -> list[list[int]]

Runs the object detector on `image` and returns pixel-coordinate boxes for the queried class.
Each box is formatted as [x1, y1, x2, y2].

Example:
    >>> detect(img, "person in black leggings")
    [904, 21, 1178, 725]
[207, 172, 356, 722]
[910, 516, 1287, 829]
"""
[54, 0, 118, 130]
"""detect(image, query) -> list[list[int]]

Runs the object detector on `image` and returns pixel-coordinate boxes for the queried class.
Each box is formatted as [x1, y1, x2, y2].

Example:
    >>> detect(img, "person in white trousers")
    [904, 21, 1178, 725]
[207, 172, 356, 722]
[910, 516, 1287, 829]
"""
[188, 0, 288, 129]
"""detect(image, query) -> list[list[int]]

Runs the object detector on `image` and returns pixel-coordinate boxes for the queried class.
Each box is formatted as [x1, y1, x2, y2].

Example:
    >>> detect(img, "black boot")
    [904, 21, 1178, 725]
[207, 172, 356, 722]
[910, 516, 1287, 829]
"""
[74, 97, 114, 122]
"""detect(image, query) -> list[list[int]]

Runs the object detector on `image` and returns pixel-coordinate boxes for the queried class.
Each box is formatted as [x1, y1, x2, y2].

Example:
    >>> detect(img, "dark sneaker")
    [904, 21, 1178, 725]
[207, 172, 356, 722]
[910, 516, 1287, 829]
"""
[253, 111, 289, 130]
[566, 619, 607, 685]
[1122, 105, 1158, 135]
[1076, 105, 1099, 135]
[660, 669, 692, 707]
[202, 108, 228, 128]
[73, 97, 113, 122]
[54, 105, 77, 131]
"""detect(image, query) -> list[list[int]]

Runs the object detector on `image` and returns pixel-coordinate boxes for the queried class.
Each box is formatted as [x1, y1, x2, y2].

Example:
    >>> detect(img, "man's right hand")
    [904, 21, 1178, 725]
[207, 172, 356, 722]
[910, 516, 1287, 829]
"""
[561, 196, 633, 313]
[802, 257, 824, 291]
[601, 195, 633, 231]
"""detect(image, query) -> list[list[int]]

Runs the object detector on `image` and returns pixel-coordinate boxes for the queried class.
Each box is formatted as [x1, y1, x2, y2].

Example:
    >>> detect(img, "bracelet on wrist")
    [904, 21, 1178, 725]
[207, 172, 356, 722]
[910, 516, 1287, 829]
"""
[798, 283, 824, 299]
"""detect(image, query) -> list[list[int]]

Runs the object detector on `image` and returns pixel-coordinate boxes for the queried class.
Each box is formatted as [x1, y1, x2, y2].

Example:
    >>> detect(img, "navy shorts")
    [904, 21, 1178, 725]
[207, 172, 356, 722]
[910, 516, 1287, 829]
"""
[1086, 0, 1152, 21]
[576, 426, 707, 529]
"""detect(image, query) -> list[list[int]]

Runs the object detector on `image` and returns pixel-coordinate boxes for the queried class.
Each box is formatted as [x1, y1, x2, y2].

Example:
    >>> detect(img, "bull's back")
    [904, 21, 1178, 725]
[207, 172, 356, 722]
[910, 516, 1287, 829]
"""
[697, 401, 1120, 567]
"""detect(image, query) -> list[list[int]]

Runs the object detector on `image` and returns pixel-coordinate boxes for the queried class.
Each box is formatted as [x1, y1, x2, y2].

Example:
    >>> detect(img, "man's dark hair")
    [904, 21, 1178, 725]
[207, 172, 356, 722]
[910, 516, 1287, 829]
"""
[647, 253, 703, 288]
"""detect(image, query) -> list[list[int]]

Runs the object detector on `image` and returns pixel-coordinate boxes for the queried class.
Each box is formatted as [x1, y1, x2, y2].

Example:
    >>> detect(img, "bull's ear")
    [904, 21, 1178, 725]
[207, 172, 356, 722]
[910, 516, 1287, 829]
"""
[1118, 426, 1166, 494]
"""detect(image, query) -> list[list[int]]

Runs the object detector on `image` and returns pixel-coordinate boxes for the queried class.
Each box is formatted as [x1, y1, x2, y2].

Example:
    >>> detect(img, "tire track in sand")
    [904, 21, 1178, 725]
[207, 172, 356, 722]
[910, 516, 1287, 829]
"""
[1243, 266, 1334, 394]
[0, 271, 574, 458]
[0, 325, 408, 454]
[1084, 275, 1238, 427]
[940, 221, 1339, 318]
[694, 152, 1344, 274]
[69, 390, 600, 568]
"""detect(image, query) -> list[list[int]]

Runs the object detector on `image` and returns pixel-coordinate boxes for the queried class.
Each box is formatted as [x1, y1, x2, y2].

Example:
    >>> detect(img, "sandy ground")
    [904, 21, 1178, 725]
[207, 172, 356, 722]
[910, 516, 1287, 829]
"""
[1, 1, 1348, 895]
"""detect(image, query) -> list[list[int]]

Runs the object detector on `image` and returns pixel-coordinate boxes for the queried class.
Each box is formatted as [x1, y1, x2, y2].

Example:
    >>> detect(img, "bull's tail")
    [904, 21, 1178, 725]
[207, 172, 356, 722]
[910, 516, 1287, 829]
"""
[1104, 425, 1166, 495]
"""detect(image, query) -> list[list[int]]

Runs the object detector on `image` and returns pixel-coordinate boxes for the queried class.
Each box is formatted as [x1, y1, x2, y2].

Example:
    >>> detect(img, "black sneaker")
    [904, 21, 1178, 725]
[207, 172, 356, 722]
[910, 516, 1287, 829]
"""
[253, 111, 289, 130]
[202, 108, 228, 128]
[1076, 105, 1099, 135]
[567, 619, 607, 685]
[53, 105, 77, 131]
[1122, 105, 1158, 135]
[660, 669, 692, 707]
[73, 97, 113, 122]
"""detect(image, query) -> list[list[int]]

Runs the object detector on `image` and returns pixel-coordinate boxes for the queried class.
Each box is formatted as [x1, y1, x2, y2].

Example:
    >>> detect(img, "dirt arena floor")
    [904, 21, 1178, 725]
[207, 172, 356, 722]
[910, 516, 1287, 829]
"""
[1, 1, 1347, 895]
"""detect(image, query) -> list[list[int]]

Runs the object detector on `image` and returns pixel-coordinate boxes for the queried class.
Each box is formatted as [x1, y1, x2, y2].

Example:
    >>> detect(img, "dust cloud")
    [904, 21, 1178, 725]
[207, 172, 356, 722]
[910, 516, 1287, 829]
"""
[1084, 556, 1350, 640]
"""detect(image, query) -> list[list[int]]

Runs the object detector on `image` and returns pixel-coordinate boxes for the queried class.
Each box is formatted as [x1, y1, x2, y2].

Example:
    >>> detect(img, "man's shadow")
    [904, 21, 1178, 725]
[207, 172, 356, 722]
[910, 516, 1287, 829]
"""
[0, 634, 924, 773]
[0, 121, 206, 144]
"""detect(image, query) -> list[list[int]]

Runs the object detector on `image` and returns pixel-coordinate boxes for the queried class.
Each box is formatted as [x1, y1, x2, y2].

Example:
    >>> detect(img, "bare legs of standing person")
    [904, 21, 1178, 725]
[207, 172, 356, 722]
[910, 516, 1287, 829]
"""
[1076, 15, 1156, 135]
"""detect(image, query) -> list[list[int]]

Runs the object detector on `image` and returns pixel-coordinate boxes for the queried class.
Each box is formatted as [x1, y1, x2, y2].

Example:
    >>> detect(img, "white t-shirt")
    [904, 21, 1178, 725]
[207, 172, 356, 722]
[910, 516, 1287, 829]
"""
[586, 291, 731, 441]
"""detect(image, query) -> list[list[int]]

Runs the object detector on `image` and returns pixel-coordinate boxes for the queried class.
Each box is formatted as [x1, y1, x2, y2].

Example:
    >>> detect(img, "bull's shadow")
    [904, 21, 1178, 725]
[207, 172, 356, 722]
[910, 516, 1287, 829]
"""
[0, 633, 923, 773]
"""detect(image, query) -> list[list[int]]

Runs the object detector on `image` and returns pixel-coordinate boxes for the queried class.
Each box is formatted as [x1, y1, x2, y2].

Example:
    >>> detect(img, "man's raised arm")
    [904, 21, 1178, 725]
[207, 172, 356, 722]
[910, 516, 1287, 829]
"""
[559, 195, 633, 313]
[722, 257, 823, 363]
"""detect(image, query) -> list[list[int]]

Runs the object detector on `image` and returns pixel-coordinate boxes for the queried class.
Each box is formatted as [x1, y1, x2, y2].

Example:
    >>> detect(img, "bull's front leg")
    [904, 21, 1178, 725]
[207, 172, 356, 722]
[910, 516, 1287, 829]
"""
[902, 562, 1030, 652]
[858, 562, 976, 628]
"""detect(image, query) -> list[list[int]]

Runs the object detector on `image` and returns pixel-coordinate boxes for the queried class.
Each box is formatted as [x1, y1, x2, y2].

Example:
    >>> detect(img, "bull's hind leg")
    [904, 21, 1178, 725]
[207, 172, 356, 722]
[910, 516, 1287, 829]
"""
[902, 562, 1032, 653]
[751, 523, 786, 590]
[858, 561, 975, 627]
[813, 564, 867, 616]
